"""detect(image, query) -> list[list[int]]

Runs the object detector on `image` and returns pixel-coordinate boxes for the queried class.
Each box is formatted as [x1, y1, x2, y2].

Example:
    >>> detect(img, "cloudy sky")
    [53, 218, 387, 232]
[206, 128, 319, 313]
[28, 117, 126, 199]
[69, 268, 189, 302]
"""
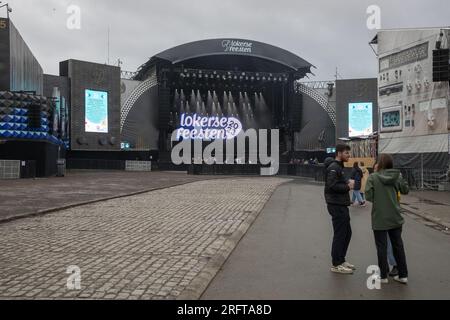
[2, 0, 449, 80]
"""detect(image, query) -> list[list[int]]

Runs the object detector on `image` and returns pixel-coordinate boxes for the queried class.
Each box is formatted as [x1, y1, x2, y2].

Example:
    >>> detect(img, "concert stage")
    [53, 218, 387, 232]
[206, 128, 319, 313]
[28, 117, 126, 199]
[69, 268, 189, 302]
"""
[121, 38, 316, 162]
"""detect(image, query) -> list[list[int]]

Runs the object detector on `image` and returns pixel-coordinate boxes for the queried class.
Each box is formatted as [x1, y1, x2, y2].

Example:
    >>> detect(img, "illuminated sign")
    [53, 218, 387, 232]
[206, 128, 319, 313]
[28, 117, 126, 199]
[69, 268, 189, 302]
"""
[382, 111, 401, 127]
[380, 105, 403, 133]
[176, 114, 243, 140]
[121, 142, 131, 150]
[326, 147, 336, 154]
[349, 103, 373, 137]
[85, 89, 108, 133]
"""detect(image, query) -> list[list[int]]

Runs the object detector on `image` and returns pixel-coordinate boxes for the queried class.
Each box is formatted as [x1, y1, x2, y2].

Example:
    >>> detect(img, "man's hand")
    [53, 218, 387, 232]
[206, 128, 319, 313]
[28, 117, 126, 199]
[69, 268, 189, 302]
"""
[348, 179, 355, 190]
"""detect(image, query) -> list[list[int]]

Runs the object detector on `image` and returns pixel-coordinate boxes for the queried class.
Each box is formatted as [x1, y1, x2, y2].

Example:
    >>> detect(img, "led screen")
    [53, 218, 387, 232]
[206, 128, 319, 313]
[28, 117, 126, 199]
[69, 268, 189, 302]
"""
[85, 89, 108, 133]
[348, 102, 373, 137]
[382, 110, 401, 128]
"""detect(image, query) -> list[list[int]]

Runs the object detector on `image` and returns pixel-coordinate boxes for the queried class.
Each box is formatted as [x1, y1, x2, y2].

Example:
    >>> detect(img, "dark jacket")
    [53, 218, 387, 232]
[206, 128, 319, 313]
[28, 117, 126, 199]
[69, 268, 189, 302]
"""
[350, 167, 363, 191]
[365, 169, 409, 230]
[324, 158, 351, 206]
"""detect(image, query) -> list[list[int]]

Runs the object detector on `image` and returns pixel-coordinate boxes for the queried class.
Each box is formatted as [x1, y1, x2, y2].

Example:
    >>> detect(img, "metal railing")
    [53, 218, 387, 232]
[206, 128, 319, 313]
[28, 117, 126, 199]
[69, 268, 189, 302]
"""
[121, 70, 138, 80]
[399, 168, 450, 191]
[298, 80, 335, 89]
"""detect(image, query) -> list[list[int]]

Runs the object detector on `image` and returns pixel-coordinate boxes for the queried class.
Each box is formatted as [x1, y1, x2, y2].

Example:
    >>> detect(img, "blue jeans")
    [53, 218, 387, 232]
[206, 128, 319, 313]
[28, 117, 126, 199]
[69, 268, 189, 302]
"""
[352, 190, 364, 204]
[387, 236, 397, 266]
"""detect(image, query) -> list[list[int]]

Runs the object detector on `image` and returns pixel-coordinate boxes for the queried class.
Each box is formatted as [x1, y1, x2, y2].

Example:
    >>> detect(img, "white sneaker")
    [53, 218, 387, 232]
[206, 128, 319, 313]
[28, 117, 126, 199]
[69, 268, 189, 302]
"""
[393, 276, 408, 284]
[342, 261, 356, 270]
[375, 275, 389, 284]
[331, 264, 354, 274]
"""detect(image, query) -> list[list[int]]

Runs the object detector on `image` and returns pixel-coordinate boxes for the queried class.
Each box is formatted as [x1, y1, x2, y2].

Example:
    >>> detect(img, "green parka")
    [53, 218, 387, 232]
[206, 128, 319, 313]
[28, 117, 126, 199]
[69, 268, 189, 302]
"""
[365, 169, 409, 231]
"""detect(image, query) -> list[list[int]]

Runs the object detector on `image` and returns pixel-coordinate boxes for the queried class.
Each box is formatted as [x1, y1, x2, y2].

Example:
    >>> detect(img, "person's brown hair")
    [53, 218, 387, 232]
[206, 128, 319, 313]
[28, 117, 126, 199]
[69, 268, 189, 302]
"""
[377, 154, 394, 170]
[336, 144, 350, 154]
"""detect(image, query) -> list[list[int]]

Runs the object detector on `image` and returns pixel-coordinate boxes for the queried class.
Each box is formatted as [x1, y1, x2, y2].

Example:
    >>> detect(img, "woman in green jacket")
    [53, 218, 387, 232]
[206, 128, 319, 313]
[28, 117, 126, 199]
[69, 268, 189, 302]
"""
[365, 154, 409, 284]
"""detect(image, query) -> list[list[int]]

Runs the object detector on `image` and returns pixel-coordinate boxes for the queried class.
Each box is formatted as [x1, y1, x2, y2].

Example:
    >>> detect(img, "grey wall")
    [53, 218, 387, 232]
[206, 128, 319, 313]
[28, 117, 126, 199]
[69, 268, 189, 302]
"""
[61, 59, 121, 151]
[0, 18, 43, 95]
[0, 18, 10, 92]
[9, 20, 43, 95]
[335, 78, 378, 139]
[43, 74, 70, 99]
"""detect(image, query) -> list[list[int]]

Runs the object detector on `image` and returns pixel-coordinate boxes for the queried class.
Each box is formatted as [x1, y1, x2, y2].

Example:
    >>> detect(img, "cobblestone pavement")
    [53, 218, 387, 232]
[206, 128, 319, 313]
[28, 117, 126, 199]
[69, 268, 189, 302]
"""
[0, 170, 219, 222]
[0, 177, 289, 300]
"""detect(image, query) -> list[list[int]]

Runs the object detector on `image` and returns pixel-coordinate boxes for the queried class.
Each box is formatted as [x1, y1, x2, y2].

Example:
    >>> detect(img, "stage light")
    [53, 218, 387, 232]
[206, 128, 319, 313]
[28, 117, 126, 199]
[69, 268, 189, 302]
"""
[251, 76, 255, 81]
[262, 76, 266, 81]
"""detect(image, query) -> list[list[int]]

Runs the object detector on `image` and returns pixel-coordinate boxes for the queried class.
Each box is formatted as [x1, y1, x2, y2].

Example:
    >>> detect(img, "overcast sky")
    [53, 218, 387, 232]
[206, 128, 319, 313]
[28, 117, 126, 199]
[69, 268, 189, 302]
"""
[2, 0, 449, 80]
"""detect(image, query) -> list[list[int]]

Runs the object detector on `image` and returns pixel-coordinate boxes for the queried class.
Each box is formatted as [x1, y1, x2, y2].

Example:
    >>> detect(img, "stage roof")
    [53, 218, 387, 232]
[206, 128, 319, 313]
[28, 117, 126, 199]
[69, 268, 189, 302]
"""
[135, 38, 314, 80]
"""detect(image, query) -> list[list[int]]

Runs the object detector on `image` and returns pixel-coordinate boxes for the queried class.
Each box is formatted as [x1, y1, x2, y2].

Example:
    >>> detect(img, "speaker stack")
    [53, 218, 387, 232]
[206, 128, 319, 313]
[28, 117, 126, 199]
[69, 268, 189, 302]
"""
[432, 48, 450, 82]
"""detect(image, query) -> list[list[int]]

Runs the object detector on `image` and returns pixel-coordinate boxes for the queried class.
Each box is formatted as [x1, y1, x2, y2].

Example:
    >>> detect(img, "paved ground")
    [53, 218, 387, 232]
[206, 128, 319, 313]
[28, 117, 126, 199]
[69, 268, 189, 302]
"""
[203, 179, 450, 300]
[0, 170, 219, 222]
[401, 191, 450, 230]
[0, 177, 288, 300]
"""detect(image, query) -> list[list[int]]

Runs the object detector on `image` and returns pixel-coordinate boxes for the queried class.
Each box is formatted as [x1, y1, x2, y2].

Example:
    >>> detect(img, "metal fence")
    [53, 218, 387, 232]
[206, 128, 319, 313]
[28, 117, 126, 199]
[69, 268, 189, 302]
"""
[279, 164, 450, 191]
[0, 160, 20, 179]
[399, 168, 450, 191]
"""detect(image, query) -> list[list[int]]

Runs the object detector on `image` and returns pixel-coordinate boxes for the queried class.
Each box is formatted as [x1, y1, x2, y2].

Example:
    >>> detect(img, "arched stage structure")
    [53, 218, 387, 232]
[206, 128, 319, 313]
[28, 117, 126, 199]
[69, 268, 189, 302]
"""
[120, 38, 336, 161]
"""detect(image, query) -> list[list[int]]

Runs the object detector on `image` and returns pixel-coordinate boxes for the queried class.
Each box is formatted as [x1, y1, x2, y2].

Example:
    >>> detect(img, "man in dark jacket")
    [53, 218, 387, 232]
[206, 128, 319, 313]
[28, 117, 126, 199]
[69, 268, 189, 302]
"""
[324, 144, 355, 274]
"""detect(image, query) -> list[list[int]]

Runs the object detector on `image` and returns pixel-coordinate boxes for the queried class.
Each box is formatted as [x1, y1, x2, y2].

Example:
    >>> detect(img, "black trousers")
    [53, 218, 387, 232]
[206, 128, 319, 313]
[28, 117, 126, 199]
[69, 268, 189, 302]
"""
[327, 204, 352, 267]
[373, 227, 408, 279]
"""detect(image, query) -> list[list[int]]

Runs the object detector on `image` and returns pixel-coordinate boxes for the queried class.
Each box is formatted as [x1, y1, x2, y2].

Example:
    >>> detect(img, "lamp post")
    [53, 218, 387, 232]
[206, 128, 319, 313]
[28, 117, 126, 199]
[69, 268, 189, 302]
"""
[0, 2, 12, 19]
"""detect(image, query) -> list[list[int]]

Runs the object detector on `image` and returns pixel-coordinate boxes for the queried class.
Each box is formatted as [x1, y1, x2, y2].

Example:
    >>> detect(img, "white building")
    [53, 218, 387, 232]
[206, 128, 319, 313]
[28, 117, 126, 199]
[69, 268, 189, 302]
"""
[371, 27, 449, 172]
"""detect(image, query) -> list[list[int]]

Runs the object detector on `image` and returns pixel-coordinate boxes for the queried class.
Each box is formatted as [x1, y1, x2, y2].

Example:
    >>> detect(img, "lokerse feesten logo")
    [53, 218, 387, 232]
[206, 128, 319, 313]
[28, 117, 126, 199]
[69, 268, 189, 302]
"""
[176, 113, 243, 140]
[222, 40, 253, 53]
